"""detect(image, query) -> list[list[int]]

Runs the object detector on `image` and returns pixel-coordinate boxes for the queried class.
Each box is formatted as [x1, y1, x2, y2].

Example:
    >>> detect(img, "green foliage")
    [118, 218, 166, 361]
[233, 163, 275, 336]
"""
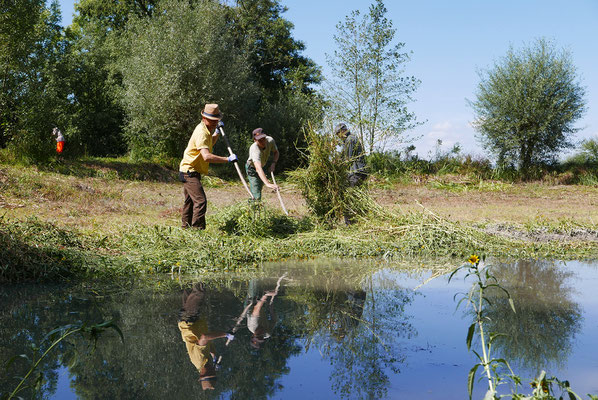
[214, 202, 313, 238]
[577, 137, 598, 163]
[227, 0, 321, 95]
[326, 0, 421, 152]
[470, 38, 587, 175]
[0, 0, 70, 162]
[367, 147, 494, 180]
[116, 0, 256, 158]
[113, 0, 322, 167]
[288, 126, 374, 224]
[2, 0, 322, 164]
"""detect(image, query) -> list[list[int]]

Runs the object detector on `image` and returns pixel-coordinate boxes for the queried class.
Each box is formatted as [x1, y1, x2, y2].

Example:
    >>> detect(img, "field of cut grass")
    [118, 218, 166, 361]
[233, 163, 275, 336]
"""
[2, 159, 598, 283]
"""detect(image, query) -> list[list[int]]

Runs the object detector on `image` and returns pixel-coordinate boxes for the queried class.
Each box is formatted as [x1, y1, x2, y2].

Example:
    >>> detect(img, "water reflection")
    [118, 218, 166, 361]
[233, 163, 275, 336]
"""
[482, 260, 583, 373]
[284, 269, 416, 399]
[245, 277, 284, 349]
[178, 283, 228, 390]
[0, 260, 594, 399]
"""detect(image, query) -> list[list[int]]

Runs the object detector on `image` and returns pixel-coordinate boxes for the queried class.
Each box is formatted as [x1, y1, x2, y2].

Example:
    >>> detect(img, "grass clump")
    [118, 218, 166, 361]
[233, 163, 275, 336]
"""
[0, 217, 125, 283]
[213, 202, 313, 238]
[288, 125, 372, 225]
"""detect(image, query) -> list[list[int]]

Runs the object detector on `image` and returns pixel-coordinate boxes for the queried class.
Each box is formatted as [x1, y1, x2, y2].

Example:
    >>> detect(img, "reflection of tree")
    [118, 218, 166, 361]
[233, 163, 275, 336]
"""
[0, 283, 107, 399]
[2, 265, 416, 400]
[285, 270, 416, 399]
[482, 260, 582, 373]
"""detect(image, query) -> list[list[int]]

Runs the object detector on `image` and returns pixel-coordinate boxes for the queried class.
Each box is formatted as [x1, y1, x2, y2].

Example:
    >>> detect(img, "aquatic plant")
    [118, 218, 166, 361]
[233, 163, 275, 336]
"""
[2, 320, 123, 400]
[450, 256, 598, 399]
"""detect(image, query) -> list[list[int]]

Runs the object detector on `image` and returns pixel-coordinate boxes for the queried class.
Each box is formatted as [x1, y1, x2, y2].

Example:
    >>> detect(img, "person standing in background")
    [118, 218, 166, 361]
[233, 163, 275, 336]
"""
[52, 127, 65, 155]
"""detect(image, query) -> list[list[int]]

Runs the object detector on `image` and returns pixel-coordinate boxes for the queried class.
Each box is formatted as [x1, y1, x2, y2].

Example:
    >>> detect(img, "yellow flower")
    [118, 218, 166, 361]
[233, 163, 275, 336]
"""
[468, 255, 479, 265]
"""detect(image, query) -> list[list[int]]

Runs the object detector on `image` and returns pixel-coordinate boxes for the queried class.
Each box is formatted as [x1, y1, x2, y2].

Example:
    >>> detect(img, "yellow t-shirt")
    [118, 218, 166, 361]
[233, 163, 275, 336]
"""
[178, 319, 214, 372]
[179, 122, 213, 175]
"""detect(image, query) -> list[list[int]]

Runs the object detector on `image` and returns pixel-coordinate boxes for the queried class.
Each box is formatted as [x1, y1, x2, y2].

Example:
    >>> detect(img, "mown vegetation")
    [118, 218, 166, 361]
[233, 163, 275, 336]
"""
[2, 152, 598, 283]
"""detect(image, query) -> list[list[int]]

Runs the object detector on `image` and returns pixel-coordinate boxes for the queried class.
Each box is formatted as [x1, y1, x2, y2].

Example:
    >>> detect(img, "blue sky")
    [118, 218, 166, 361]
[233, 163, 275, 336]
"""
[57, 0, 598, 158]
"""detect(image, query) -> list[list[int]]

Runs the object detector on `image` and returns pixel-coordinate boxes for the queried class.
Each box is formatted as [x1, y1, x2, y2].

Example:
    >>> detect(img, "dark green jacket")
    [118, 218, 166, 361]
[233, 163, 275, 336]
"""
[342, 132, 367, 175]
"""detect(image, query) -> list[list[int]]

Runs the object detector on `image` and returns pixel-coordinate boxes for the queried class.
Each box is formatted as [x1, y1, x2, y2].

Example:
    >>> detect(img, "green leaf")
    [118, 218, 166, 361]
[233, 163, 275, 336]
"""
[468, 364, 480, 400]
[448, 267, 462, 283]
[4, 354, 29, 371]
[466, 323, 476, 351]
[508, 297, 516, 313]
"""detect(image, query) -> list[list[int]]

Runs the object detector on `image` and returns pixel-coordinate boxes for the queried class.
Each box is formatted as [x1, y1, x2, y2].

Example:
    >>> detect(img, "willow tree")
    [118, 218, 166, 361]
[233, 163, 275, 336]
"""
[470, 38, 586, 174]
[326, 0, 420, 153]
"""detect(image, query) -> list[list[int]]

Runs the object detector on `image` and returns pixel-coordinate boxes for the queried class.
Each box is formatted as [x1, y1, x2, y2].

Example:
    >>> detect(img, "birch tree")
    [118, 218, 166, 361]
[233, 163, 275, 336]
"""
[326, 0, 420, 153]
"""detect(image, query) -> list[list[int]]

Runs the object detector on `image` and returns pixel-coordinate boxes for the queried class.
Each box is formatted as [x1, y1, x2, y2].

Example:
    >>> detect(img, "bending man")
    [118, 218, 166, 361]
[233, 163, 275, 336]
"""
[245, 128, 279, 201]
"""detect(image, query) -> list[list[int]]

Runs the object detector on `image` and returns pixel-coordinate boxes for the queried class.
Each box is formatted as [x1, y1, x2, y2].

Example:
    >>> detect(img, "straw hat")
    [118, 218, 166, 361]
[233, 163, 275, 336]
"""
[201, 104, 223, 120]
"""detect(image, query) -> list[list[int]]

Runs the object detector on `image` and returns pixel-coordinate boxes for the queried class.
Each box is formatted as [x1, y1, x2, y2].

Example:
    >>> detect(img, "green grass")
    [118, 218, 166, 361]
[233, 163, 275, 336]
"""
[3, 203, 598, 283]
[3, 157, 598, 283]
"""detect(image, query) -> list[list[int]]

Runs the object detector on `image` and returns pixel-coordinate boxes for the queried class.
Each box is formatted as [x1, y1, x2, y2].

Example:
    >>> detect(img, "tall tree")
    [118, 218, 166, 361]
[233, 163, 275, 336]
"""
[470, 38, 586, 174]
[63, 0, 160, 156]
[0, 0, 69, 161]
[116, 0, 257, 158]
[228, 0, 321, 96]
[226, 0, 323, 171]
[116, 0, 322, 167]
[326, 0, 420, 153]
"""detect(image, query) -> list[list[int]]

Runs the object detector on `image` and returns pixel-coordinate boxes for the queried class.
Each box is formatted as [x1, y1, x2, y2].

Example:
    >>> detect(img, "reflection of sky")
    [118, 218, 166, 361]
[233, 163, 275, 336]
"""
[54, 367, 76, 399]
[12, 261, 598, 399]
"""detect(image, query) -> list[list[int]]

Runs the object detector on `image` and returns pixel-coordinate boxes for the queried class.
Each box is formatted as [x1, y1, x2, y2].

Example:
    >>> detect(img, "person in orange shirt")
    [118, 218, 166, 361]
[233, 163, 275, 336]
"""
[52, 127, 65, 155]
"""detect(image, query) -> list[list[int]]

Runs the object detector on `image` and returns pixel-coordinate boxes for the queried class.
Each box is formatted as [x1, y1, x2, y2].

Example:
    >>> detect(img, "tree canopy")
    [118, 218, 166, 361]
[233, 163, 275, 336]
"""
[326, 0, 420, 153]
[470, 38, 586, 174]
[1, 0, 322, 168]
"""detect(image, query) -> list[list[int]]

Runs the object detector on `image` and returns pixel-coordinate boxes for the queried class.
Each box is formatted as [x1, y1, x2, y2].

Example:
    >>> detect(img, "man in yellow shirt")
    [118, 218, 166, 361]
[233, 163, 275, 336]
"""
[179, 104, 237, 229]
[178, 283, 234, 390]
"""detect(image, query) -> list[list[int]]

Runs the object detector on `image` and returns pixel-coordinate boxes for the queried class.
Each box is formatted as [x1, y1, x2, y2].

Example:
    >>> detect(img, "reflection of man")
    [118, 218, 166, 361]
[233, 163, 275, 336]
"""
[177, 283, 234, 390]
[245, 279, 282, 349]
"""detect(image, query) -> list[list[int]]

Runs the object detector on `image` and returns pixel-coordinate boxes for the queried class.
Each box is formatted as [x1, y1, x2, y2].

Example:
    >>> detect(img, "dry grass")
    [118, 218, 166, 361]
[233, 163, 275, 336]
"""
[3, 163, 598, 232]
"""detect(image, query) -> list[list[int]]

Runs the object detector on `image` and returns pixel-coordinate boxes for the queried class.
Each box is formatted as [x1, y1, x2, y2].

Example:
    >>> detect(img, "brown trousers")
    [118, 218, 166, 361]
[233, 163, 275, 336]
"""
[182, 174, 207, 229]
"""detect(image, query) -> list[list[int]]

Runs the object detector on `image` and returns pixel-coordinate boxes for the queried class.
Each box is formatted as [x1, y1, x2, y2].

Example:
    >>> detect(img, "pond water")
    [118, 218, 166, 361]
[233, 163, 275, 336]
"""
[1, 259, 598, 399]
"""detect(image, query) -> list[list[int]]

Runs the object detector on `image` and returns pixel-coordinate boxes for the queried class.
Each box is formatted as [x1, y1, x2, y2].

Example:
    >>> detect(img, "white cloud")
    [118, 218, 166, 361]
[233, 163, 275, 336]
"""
[411, 119, 480, 158]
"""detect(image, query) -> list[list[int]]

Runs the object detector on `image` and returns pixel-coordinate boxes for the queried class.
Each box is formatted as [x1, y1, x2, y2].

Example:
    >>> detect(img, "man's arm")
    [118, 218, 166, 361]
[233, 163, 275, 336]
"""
[197, 331, 228, 346]
[345, 137, 355, 160]
[268, 149, 279, 173]
[200, 148, 233, 163]
[254, 161, 278, 190]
